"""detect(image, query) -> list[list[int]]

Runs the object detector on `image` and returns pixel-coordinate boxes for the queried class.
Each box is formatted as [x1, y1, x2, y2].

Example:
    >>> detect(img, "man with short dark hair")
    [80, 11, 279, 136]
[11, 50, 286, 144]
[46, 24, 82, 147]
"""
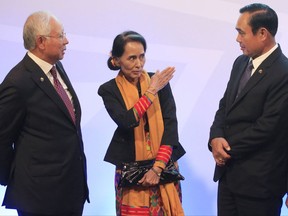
[209, 3, 288, 216]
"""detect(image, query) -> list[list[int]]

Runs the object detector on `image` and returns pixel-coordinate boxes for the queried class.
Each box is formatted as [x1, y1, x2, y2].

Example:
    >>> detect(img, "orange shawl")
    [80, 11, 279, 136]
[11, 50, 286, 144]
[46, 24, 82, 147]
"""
[116, 71, 184, 216]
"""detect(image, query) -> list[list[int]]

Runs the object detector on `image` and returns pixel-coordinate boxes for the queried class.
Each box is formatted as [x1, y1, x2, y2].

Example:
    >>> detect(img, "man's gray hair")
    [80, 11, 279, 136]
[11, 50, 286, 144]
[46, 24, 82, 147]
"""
[23, 11, 60, 50]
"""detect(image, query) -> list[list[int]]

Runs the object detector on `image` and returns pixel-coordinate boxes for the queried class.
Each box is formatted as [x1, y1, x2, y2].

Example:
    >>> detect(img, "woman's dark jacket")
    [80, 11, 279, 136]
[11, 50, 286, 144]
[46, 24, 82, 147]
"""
[98, 73, 185, 167]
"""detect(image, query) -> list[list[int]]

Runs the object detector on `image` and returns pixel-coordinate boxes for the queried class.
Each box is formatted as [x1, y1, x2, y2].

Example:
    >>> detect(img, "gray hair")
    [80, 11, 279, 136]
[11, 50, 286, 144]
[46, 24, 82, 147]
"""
[23, 11, 60, 50]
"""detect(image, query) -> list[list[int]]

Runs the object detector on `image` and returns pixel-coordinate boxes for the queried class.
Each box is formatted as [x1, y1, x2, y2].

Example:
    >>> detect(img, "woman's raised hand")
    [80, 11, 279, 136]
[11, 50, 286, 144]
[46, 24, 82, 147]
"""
[147, 67, 175, 95]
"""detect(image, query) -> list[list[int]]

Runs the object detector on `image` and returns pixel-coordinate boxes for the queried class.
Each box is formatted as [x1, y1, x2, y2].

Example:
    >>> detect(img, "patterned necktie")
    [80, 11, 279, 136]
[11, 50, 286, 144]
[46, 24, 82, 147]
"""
[50, 66, 76, 124]
[236, 60, 253, 98]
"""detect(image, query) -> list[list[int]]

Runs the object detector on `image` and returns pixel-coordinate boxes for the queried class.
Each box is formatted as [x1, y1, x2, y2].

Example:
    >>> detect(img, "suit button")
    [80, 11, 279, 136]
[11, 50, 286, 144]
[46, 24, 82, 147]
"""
[79, 156, 83, 160]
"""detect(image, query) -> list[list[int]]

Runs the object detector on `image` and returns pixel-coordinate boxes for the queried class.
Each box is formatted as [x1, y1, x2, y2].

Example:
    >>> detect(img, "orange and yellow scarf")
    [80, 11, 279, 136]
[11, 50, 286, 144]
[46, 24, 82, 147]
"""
[116, 70, 184, 216]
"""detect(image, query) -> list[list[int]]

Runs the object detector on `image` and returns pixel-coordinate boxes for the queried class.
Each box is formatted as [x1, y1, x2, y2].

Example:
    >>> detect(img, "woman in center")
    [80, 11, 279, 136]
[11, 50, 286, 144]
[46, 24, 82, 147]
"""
[98, 30, 186, 216]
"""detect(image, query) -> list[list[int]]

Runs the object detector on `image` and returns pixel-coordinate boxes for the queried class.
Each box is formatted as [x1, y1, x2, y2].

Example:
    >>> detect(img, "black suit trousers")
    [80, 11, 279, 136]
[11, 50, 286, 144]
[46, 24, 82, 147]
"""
[17, 207, 83, 216]
[218, 175, 283, 216]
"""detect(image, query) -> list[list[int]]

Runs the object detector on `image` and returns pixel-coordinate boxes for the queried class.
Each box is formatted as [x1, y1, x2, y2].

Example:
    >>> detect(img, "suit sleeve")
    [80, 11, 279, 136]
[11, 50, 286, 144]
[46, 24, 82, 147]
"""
[209, 91, 227, 146]
[208, 56, 243, 151]
[209, 68, 235, 152]
[0, 79, 25, 185]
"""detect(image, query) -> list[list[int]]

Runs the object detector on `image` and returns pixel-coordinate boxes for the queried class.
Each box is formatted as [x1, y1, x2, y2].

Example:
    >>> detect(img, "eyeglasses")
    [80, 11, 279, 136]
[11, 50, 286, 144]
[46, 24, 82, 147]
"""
[41, 32, 66, 40]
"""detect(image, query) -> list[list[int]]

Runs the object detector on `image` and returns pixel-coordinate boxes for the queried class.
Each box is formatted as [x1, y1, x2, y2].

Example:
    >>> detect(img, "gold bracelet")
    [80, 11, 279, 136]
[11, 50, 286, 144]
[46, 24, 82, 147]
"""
[146, 89, 156, 96]
[151, 167, 161, 177]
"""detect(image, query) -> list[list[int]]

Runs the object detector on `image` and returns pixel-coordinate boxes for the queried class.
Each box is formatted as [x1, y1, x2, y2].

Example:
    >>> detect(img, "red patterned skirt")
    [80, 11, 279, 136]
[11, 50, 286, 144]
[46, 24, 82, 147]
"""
[115, 170, 182, 216]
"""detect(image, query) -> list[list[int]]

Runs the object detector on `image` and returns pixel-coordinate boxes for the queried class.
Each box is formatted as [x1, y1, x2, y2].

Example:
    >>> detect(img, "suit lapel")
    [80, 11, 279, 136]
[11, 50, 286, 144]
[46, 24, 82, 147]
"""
[24, 55, 76, 125]
[228, 46, 282, 112]
[233, 67, 267, 104]
[55, 62, 81, 125]
[228, 67, 267, 113]
[228, 61, 247, 107]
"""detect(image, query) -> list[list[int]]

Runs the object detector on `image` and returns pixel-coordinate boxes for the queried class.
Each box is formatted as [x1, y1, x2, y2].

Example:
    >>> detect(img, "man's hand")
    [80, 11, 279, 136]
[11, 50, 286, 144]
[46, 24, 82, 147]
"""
[210, 137, 231, 166]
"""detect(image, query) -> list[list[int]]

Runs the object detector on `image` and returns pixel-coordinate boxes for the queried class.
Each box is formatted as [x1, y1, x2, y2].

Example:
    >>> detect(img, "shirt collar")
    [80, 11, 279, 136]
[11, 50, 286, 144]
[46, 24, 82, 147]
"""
[27, 51, 53, 75]
[251, 44, 278, 70]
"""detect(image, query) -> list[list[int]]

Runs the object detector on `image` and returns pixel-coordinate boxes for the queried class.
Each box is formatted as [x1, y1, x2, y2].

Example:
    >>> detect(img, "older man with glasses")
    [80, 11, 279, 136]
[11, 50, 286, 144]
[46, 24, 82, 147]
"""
[0, 11, 89, 216]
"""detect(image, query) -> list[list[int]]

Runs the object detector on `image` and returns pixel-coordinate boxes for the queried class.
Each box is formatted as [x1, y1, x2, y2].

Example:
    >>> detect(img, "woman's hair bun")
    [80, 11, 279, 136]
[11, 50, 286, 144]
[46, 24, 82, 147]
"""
[107, 56, 120, 71]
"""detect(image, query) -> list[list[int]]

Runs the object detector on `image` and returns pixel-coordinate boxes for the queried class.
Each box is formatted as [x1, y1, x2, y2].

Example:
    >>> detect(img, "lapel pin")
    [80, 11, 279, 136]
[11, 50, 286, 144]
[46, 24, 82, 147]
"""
[40, 77, 44, 82]
[258, 69, 263, 74]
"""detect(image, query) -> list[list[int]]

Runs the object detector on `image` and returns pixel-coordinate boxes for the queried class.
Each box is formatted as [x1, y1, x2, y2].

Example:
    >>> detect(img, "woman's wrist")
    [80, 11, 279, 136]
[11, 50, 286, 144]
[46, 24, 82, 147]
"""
[151, 166, 162, 177]
[146, 87, 157, 95]
[145, 91, 156, 102]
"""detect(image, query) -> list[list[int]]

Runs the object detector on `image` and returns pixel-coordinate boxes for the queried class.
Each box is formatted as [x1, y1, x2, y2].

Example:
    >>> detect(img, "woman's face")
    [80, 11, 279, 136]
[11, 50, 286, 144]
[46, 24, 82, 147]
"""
[116, 41, 146, 85]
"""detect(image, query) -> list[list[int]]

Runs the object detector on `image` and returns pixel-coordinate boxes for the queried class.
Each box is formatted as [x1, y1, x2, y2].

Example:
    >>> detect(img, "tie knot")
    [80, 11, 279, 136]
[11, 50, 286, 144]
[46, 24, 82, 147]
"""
[247, 61, 254, 71]
[50, 66, 57, 78]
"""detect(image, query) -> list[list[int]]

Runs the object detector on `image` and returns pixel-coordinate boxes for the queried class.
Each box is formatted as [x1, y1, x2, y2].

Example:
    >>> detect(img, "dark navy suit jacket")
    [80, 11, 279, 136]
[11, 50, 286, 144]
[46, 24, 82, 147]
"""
[209, 46, 288, 198]
[0, 54, 89, 214]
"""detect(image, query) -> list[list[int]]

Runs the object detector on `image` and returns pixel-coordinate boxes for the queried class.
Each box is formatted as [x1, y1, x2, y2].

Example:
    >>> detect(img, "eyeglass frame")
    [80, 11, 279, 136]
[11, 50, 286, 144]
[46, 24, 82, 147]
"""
[40, 32, 66, 40]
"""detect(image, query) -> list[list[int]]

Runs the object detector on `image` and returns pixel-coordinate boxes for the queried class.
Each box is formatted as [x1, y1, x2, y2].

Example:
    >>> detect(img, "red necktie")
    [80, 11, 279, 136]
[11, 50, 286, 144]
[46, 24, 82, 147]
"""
[50, 66, 76, 124]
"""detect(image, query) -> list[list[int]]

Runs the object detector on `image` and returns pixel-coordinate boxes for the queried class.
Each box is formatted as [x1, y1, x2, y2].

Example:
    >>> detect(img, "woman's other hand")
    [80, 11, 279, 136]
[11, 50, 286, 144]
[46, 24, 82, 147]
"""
[138, 167, 162, 187]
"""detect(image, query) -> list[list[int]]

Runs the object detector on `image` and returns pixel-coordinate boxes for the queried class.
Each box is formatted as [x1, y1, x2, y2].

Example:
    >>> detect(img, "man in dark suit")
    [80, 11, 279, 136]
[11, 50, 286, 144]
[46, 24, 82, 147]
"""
[209, 3, 288, 216]
[0, 11, 89, 216]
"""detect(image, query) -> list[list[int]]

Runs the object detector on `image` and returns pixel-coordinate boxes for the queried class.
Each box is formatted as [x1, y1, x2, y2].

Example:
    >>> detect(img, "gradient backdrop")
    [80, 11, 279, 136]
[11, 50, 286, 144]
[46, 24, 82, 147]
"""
[1, 0, 288, 215]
